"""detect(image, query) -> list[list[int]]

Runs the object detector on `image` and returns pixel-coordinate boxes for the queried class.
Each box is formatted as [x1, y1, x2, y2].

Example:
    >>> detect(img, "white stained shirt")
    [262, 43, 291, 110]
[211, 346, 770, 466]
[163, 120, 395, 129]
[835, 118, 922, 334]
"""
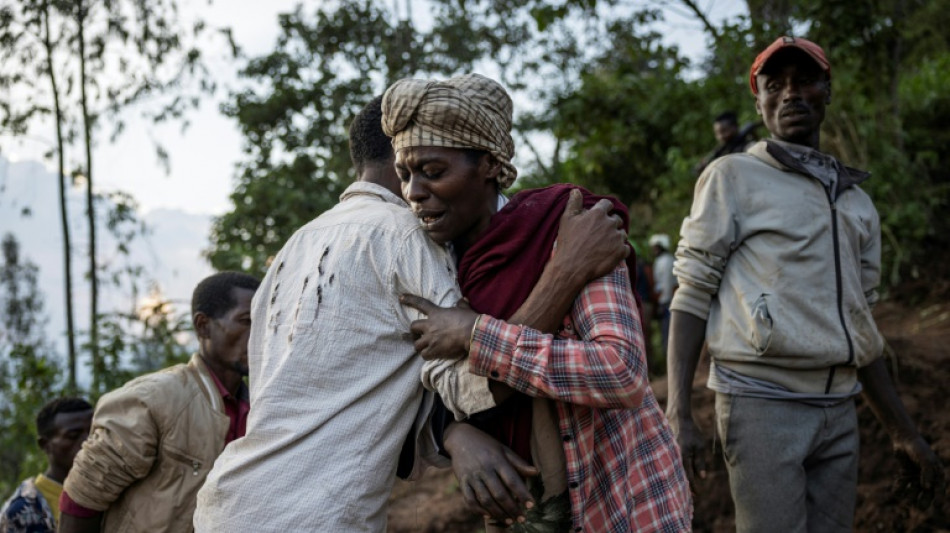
[194, 182, 493, 532]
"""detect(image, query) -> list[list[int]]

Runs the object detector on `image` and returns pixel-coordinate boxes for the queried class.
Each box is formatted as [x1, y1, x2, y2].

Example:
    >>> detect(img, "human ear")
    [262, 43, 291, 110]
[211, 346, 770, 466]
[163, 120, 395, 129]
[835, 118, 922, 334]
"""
[193, 312, 210, 339]
[482, 154, 502, 182]
[754, 97, 763, 116]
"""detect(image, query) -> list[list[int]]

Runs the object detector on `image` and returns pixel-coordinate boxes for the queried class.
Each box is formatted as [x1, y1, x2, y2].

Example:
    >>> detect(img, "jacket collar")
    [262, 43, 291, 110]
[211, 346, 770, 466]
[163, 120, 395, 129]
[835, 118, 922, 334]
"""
[749, 139, 871, 195]
[189, 353, 224, 413]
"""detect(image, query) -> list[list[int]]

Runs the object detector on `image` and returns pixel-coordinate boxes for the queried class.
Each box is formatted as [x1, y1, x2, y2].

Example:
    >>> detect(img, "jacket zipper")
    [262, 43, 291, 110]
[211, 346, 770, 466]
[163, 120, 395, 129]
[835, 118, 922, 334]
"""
[824, 188, 855, 393]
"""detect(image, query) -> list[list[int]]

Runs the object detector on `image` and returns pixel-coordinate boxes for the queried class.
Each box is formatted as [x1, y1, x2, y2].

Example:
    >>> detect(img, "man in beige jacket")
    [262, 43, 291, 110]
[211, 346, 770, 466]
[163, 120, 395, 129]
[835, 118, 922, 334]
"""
[58, 271, 259, 533]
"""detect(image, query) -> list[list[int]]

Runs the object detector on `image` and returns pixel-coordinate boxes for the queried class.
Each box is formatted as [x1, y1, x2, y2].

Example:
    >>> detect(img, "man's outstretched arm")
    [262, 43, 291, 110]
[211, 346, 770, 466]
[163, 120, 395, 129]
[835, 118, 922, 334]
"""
[859, 357, 945, 509]
[665, 310, 709, 486]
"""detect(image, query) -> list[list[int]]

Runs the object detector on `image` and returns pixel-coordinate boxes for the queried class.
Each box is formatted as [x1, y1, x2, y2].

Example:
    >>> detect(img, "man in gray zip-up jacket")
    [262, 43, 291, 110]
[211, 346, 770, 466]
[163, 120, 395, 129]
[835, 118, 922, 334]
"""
[666, 36, 943, 532]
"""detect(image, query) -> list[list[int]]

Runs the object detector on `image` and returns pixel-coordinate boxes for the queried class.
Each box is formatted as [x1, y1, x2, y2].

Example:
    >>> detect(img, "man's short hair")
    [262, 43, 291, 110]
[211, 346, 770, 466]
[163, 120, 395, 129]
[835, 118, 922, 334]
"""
[349, 95, 392, 173]
[191, 272, 261, 319]
[715, 111, 738, 125]
[36, 397, 93, 438]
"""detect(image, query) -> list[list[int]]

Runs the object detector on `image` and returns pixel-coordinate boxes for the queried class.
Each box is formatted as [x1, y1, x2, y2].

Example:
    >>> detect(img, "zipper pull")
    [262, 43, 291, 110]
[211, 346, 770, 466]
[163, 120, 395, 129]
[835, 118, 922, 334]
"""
[192, 461, 200, 476]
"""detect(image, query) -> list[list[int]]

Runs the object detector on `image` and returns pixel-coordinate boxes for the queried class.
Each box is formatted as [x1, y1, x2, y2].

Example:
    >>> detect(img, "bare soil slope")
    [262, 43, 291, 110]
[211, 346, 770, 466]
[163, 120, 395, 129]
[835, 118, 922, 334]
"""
[387, 295, 950, 532]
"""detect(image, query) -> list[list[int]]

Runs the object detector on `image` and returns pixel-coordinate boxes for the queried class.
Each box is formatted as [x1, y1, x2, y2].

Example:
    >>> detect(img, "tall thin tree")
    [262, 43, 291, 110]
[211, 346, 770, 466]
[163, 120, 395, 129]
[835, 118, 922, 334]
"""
[75, 0, 99, 386]
[40, 0, 78, 391]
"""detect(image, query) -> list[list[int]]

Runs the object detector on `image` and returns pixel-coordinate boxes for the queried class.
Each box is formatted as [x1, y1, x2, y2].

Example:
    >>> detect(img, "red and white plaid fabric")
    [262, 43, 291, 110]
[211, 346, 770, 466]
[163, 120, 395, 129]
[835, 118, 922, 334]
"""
[469, 264, 692, 532]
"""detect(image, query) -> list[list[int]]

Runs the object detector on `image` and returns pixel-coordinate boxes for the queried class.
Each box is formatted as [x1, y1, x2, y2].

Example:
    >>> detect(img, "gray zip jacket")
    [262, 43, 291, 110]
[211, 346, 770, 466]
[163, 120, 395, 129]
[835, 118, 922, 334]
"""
[671, 140, 885, 395]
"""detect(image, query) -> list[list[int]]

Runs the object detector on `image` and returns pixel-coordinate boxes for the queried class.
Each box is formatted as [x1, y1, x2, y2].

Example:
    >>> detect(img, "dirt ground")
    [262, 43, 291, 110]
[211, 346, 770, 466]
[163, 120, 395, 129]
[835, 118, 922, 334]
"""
[387, 288, 950, 532]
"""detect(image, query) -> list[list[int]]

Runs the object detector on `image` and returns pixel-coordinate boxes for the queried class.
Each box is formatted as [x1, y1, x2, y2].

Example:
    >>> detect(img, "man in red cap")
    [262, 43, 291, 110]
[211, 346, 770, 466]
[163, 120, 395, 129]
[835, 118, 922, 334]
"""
[666, 36, 944, 531]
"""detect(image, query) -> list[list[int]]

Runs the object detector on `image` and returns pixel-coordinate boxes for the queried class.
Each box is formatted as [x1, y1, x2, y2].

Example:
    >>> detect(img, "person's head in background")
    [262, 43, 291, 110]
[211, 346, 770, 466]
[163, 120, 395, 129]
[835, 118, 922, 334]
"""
[36, 397, 94, 483]
[713, 111, 739, 146]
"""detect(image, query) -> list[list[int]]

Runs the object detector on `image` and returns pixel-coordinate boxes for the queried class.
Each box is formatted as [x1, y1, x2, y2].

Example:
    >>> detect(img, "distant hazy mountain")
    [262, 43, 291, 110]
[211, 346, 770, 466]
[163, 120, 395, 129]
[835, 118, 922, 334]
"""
[0, 156, 214, 365]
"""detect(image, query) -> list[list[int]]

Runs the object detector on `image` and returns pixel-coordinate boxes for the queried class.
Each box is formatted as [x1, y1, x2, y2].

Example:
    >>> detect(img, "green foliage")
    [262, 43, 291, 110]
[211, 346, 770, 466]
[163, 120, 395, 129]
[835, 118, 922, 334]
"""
[207, 0, 486, 276]
[208, 1, 398, 275]
[0, 234, 63, 495]
[207, 0, 950, 288]
[1, 0, 222, 391]
[86, 191, 192, 398]
[534, 0, 949, 286]
[206, 0, 632, 276]
[91, 296, 192, 400]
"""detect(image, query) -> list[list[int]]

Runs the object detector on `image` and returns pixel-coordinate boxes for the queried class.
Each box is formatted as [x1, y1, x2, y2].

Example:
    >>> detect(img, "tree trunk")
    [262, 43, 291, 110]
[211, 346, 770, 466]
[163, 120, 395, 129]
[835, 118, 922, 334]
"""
[77, 0, 100, 391]
[42, 4, 78, 391]
[890, 0, 904, 152]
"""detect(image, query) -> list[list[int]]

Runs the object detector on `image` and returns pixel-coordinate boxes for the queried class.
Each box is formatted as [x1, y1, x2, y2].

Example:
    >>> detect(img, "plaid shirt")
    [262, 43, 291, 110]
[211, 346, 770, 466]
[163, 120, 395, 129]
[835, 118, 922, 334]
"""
[469, 264, 692, 532]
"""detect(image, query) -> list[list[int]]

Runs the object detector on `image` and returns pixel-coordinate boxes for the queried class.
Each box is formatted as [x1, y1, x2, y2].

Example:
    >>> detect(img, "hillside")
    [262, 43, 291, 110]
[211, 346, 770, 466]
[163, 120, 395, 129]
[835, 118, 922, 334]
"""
[387, 286, 950, 532]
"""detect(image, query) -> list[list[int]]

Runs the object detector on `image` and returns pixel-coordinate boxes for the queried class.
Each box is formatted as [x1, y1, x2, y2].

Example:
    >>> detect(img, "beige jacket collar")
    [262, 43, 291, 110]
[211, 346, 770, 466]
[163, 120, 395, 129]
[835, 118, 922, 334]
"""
[190, 353, 225, 413]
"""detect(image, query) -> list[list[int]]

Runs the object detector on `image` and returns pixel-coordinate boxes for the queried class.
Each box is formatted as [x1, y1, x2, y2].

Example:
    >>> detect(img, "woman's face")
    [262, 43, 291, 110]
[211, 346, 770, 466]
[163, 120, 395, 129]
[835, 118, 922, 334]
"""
[395, 146, 499, 249]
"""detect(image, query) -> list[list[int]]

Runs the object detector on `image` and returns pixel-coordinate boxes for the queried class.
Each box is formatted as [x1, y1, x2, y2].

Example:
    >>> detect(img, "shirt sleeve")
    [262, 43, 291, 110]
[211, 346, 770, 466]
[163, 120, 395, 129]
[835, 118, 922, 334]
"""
[467, 263, 649, 409]
[670, 160, 738, 320]
[392, 226, 496, 420]
[62, 383, 161, 512]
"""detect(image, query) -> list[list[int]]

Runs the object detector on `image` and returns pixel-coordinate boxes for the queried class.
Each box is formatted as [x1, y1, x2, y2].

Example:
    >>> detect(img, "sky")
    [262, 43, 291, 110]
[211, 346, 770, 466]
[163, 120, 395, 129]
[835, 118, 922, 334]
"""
[0, 0, 747, 375]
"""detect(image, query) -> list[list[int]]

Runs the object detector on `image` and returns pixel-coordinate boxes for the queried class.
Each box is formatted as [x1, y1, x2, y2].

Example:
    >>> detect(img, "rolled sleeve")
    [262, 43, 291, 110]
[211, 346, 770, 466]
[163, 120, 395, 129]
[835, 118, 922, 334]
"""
[421, 358, 496, 420]
[671, 160, 738, 320]
[63, 385, 160, 511]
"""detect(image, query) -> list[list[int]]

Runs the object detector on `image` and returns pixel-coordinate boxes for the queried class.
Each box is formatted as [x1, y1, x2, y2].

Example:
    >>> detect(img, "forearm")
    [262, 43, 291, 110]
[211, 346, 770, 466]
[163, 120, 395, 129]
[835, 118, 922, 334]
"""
[482, 257, 591, 404]
[665, 310, 707, 421]
[58, 513, 102, 533]
[506, 255, 587, 334]
[859, 357, 921, 443]
[471, 266, 648, 408]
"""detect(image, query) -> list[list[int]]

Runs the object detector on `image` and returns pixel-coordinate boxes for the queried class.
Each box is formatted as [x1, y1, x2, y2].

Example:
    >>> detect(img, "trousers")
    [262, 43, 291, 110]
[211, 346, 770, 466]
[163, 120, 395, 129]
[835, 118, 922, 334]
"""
[715, 393, 858, 533]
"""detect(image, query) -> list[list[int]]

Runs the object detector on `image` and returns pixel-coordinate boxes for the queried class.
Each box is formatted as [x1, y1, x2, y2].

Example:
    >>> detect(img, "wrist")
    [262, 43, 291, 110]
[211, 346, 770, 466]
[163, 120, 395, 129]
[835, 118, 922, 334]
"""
[443, 421, 466, 456]
[543, 256, 585, 294]
[665, 403, 692, 423]
[890, 428, 925, 449]
[466, 314, 480, 354]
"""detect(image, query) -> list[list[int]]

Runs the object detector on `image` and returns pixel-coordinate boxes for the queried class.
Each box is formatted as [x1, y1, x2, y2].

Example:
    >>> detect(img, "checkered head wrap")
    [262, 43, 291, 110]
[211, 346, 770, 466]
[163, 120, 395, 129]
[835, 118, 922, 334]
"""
[381, 73, 518, 189]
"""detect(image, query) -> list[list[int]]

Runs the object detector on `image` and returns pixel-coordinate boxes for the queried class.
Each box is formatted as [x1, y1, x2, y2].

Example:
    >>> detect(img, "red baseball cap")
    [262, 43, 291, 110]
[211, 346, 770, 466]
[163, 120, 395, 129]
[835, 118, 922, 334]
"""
[749, 36, 831, 95]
